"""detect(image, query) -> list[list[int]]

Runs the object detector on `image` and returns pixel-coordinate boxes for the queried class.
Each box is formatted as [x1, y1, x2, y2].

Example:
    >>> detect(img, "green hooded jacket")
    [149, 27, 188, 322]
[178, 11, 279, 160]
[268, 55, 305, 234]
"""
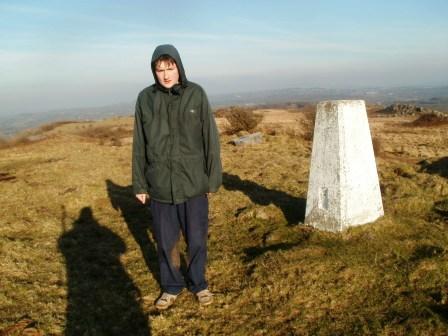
[132, 44, 222, 204]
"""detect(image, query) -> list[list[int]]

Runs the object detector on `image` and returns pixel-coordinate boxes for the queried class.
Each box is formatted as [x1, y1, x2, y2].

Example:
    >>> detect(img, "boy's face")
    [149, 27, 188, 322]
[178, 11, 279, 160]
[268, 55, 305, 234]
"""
[155, 60, 180, 89]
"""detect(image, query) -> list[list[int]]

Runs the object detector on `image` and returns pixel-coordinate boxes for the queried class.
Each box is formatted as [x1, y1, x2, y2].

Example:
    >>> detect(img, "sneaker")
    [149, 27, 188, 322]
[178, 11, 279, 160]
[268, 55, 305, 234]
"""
[196, 289, 213, 306]
[155, 292, 178, 310]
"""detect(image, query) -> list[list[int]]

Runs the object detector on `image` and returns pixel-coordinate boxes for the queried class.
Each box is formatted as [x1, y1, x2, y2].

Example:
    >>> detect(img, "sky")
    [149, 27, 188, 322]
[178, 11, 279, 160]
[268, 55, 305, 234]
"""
[1, 0, 448, 115]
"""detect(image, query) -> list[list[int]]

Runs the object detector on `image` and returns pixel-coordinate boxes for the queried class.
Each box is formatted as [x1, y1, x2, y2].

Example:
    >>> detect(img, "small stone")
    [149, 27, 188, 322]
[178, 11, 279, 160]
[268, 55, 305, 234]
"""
[230, 132, 263, 146]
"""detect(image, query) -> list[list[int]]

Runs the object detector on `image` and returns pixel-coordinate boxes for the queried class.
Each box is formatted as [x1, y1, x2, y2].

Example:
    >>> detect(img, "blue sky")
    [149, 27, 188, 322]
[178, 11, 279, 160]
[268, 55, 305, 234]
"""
[1, 0, 448, 115]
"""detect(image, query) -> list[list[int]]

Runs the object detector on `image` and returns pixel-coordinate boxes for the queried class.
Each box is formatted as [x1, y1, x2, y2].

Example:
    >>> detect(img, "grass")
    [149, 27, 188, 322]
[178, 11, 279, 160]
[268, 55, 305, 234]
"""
[409, 113, 448, 127]
[1, 111, 448, 335]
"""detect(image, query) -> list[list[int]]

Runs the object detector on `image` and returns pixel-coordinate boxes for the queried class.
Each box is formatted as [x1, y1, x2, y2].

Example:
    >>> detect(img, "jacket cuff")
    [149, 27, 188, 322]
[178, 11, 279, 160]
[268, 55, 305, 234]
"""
[133, 187, 149, 195]
[208, 185, 220, 193]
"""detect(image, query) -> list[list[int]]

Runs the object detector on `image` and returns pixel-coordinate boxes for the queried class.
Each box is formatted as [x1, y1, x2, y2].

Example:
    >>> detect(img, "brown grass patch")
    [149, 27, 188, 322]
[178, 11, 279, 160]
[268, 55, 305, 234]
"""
[77, 125, 133, 146]
[298, 103, 316, 114]
[0, 172, 16, 182]
[0, 136, 9, 149]
[408, 113, 448, 127]
[367, 104, 387, 116]
[36, 121, 80, 133]
[372, 137, 383, 157]
[0, 134, 39, 150]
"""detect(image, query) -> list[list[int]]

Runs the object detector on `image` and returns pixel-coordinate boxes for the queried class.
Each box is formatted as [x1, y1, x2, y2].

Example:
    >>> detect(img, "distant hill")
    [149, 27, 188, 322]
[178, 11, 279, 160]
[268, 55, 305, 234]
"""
[0, 103, 134, 137]
[1, 85, 447, 136]
[210, 86, 448, 108]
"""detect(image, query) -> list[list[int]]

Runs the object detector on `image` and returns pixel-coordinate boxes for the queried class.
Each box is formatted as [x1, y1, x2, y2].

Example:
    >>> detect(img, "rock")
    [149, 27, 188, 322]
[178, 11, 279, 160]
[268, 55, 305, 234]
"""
[230, 132, 263, 146]
[377, 103, 445, 117]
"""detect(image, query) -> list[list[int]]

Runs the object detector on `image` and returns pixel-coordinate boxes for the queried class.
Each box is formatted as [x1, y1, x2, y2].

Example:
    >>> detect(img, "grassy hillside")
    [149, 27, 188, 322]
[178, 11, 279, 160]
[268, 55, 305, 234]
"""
[1, 109, 448, 335]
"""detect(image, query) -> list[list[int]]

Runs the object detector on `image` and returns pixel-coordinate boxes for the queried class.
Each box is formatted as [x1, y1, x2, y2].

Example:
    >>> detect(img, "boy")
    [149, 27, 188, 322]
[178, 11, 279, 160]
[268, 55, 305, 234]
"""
[132, 44, 222, 310]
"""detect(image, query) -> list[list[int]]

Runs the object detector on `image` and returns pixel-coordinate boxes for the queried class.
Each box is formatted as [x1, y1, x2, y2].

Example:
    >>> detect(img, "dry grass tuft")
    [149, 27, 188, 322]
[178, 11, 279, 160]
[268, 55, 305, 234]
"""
[300, 108, 316, 142]
[36, 121, 80, 133]
[372, 137, 383, 157]
[0, 316, 43, 336]
[220, 106, 263, 135]
[298, 103, 316, 115]
[77, 125, 133, 146]
[409, 113, 448, 127]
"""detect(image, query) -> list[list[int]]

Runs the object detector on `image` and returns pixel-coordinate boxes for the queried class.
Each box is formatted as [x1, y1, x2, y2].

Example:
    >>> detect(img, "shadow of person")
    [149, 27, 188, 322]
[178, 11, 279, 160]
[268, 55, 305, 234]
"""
[58, 207, 150, 335]
[105, 179, 160, 285]
[222, 172, 306, 225]
[419, 157, 448, 178]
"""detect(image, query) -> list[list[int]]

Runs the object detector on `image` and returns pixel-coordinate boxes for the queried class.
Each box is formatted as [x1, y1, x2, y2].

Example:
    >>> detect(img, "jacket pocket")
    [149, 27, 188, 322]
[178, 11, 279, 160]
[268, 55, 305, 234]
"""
[178, 157, 208, 198]
[144, 161, 171, 196]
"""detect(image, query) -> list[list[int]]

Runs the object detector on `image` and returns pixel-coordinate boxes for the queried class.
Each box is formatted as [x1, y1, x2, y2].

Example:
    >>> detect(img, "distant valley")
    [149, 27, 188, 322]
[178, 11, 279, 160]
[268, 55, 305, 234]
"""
[1, 85, 447, 137]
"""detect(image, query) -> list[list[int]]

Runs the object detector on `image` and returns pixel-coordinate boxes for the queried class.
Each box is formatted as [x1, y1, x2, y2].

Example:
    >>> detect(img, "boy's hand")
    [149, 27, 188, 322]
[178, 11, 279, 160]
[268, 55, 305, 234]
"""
[136, 193, 150, 204]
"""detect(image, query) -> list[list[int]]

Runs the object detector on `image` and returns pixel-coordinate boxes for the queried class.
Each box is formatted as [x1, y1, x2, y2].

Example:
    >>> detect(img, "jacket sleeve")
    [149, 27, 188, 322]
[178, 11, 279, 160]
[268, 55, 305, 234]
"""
[132, 94, 149, 195]
[201, 89, 223, 192]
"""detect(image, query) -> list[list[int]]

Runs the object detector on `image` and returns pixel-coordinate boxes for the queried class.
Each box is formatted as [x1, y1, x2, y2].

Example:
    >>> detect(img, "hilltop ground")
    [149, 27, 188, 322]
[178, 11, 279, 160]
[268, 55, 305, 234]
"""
[1, 107, 448, 335]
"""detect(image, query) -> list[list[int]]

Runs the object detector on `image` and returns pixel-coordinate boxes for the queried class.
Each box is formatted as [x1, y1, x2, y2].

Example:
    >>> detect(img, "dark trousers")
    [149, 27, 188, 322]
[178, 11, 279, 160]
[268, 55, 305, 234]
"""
[150, 194, 209, 294]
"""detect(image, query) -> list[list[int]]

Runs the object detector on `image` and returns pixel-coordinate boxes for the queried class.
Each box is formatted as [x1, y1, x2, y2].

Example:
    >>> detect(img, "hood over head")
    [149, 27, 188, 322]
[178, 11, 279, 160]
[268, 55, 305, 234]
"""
[151, 44, 188, 92]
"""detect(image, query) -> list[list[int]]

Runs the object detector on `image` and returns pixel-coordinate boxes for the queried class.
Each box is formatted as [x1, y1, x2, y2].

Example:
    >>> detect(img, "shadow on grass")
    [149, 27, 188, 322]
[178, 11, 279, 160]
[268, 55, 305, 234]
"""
[105, 179, 160, 285]
[243, 229, 312, 262]
[419, 157, 448, 178]
[409, 244, 444, 262]
[58, 207, 150, 335]
[430, 304, 448, 323]
[244, 242, 301, 263]
[222, 172, 306, 225]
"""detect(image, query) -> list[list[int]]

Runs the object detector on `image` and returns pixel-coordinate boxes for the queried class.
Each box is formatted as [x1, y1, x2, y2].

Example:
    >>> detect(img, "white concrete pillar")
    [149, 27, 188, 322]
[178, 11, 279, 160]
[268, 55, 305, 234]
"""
[305, 100, 384, 232]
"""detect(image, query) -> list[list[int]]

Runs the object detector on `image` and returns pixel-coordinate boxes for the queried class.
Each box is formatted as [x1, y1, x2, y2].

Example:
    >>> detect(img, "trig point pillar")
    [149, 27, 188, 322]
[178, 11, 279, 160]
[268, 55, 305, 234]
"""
[305, 100, 384, 232]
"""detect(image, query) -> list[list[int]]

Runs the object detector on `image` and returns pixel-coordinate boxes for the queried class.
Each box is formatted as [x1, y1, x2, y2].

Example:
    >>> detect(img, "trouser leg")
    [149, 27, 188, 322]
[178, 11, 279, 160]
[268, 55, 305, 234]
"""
[178, 194, 209, 294]
[150, 200, 185, 295]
